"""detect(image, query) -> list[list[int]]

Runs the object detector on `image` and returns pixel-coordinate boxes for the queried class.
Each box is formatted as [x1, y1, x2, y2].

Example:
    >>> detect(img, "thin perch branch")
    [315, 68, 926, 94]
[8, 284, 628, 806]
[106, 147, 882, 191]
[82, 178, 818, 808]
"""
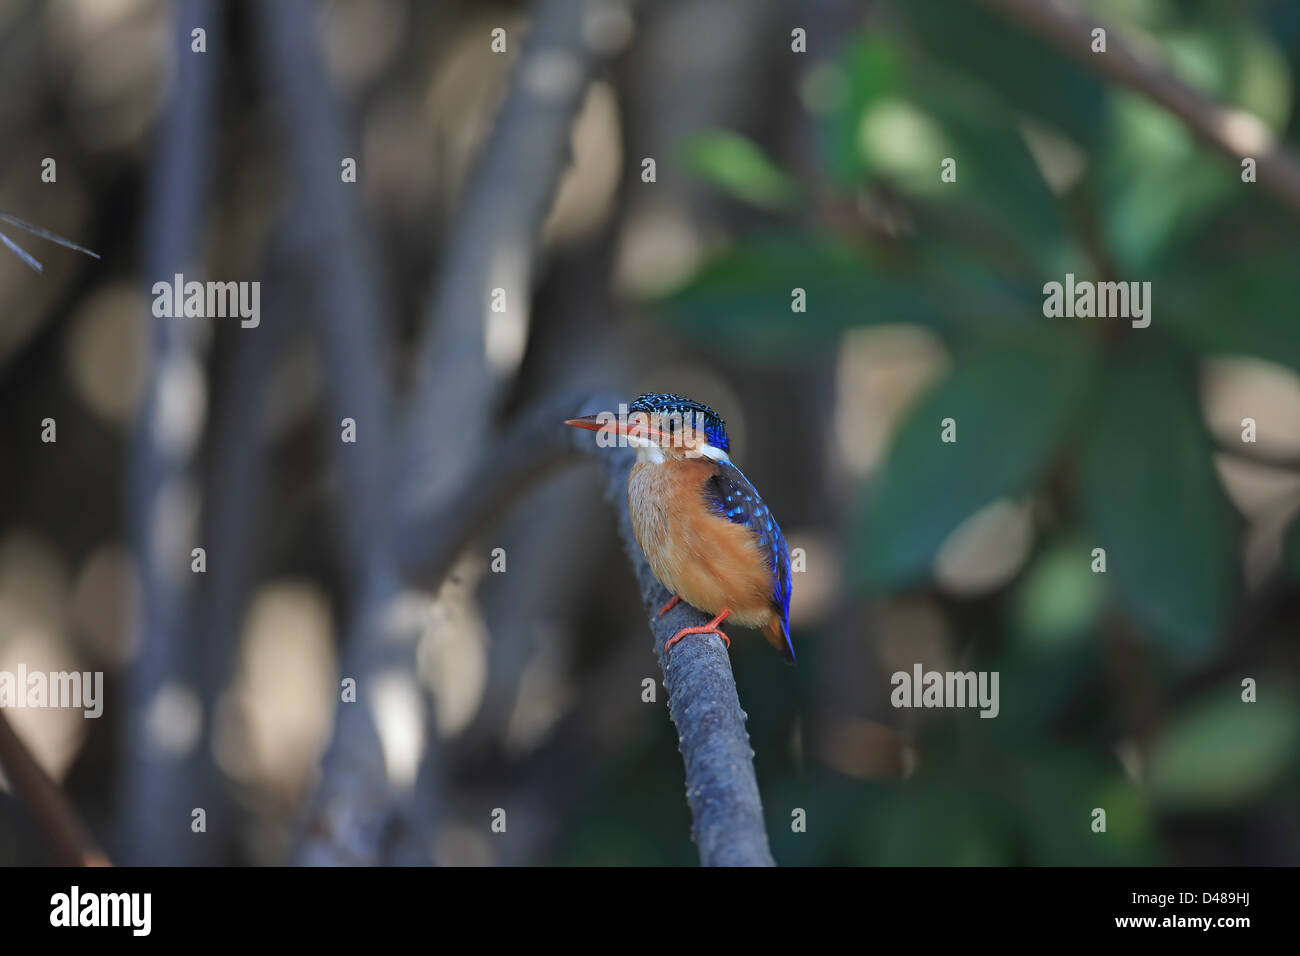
[978, 0, 1300, 217]
[432, 392, 776, 863]
[573, 396, 776, 866]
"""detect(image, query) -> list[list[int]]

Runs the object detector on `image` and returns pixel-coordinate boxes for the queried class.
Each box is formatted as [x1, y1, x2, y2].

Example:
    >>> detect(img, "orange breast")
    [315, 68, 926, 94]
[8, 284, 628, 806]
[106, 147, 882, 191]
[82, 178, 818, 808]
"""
[628, 460, 776, 630]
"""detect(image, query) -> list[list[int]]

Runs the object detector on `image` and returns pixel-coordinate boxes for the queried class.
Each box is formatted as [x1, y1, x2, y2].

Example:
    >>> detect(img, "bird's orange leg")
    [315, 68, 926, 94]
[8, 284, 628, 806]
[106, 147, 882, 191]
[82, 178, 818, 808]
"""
[664, 608, 732, 655]
[657, 595, 681, 618]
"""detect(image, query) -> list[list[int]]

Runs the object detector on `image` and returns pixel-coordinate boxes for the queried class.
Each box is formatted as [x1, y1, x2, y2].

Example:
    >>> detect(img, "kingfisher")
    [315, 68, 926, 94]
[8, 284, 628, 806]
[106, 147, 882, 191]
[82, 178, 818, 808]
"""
[566, 393, 794, 662]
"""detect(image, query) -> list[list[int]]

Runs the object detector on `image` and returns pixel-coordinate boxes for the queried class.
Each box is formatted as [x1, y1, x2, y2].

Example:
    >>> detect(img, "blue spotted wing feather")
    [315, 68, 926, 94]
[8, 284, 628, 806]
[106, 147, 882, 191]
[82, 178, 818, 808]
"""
[703, 461, 794, 662]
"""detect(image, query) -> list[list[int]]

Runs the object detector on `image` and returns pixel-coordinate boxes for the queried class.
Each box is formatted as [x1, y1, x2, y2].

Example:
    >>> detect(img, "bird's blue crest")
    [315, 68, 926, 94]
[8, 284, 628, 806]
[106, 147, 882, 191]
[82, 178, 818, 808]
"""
[629, 392, 729, 453]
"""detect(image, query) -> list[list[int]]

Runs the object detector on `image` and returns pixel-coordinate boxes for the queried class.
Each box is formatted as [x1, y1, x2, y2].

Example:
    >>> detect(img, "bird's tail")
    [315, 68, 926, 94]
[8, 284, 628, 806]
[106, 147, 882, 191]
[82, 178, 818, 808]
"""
[763, 614, 796, 664]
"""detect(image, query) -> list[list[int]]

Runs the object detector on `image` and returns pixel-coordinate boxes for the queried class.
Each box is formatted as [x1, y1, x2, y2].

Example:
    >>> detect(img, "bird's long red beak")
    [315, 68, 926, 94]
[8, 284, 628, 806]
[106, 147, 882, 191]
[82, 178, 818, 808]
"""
[564, 414, 664, 441]
[564, 415, 615, 433]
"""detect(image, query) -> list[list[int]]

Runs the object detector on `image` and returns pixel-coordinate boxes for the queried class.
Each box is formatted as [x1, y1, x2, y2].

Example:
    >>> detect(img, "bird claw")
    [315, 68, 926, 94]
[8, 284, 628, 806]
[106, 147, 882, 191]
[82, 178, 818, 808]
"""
[663, 607, 732, 655]
[657, 595, 681, 618]
[664, 626, 730, 654]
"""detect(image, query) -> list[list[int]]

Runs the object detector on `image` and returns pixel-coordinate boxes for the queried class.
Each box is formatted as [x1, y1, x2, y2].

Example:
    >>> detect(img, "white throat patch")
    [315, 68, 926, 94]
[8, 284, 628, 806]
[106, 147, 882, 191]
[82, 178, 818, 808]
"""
[630, 438, 730, 466]
[698, 443, 731, 463]
[629, 433, 666, 464]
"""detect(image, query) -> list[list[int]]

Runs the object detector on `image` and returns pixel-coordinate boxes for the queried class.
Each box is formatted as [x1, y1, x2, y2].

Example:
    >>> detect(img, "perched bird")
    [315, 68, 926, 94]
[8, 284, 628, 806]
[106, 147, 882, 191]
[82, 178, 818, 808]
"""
[567, 393, 794, 662]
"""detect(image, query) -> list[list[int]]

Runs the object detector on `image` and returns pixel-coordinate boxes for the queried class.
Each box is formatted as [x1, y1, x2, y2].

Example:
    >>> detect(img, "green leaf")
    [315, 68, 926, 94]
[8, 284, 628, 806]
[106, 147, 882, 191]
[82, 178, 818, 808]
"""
[822, 36, 903, 185]
[1161, 247, 1300, 376]
[871, 766, 1013, 865]
[1159, 21, 1292, 132]
[856, 86, 1073, 274]
[1090, 93, 1235, 272]
[816, 33, 1075, 274]
[1016, 752, 1153, 864]
[1088, 18, 1292, 271]
[1148, 687, 1299, 809]
[680, 131, 798, 210]
[825, 21, 1088, 273]
[656, 235, 949, 361]
[859, 328, 1094, 588]
[1077, 346, 1233, 658]
[657, 230, 1054, 362]
[1013, 537, 1109, 649]
[1283, 514, 1300, 578]
[897, 0, 1108, 148]
[984, 632, 1101, 744]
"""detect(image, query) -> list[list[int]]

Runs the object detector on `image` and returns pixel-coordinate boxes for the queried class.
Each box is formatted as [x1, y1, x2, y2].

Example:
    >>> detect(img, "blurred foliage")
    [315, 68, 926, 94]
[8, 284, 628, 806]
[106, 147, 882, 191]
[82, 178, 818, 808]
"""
[1078, 345, 1231, 656]
[6, 0, 1298, 871]
[660, 0, 1295, 661]
[1148, 687, 1300, 809]
[862, 325, 1094, 587]
[681, 131, 799, 211]
[563, 0, 1300, 865]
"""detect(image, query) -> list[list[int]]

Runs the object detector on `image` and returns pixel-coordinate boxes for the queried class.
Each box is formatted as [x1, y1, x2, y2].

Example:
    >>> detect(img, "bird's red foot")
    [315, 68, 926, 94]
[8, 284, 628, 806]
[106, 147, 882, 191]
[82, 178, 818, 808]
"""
[664, 608, 732, 655]
[657, 595, 681, 618]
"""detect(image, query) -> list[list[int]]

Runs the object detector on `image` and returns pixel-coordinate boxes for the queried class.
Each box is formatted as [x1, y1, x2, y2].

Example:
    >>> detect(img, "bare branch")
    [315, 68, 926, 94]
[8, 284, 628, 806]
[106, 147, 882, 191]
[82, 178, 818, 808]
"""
[0, 708, 109, 866]
[190, 238, 299, 861]
[118, 0, 220, 865]
[398, 389, 590, 580]
[387, 1, 634, 863]
[395, 0, 635, 513]
[252, 0, 438, 866]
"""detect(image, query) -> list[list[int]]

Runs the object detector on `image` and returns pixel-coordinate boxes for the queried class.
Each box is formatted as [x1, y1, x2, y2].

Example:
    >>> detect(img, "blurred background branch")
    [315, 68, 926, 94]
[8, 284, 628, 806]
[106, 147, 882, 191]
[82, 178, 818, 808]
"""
[0, 708, 108, 866]
[396, 0, 636, 520]
[117, 0, 220, 866]
[252, 0, 440, 867]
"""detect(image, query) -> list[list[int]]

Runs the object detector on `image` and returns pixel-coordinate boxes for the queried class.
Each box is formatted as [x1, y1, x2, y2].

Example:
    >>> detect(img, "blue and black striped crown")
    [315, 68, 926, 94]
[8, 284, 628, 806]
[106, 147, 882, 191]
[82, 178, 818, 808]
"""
[629, 392, 729, 452]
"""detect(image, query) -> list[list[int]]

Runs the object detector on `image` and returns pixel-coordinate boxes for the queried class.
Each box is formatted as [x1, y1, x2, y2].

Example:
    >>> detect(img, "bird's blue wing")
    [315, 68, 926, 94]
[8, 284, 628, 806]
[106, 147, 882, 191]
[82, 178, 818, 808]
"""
[702, 461, 794, 661]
